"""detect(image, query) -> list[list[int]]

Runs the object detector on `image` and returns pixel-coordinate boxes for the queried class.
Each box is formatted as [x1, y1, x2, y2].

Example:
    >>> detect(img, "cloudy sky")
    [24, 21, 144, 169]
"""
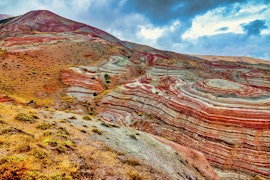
[1, 0, 270, 60]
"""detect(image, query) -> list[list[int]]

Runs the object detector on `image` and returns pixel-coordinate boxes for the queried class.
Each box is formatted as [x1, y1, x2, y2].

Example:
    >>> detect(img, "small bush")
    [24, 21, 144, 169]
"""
[36, 123, 52, 130]
[129, 134, 137, 140]
[110, 123, 120, 128]
[31, 149, 48, 159]
[69, 116, 77, 120]
[57, 127, 70, 136]
[101, 121, 111, 128]
[89, 111, 94, 115]
[15, 113, 34, 123]
[43, 138, 57, 147]
[92, 128, 103, 135]
[17, 145, 31, 153]
[104, 73, 111, 84]
[43, 131, 53, 136]
[80, 129, 87, 133]
[128, 170, 142, 180]
[55, 145, 66, 154]
[82, 116, 91, 120]
[104, 73, 110, 80]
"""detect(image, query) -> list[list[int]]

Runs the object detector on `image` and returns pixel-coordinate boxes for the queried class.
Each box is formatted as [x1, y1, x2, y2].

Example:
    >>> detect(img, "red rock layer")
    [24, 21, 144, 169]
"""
[61, 67, 105, 102]
[98, 76, 270, 178]
[61, 52, 270, 179]
[0, 94, 13, 103]
[1, 36, 66, 47]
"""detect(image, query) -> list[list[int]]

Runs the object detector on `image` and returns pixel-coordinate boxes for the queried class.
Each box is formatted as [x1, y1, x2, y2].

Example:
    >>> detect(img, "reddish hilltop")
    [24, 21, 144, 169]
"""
[0, 10, 123, 45]
[0, 10, 269, 180]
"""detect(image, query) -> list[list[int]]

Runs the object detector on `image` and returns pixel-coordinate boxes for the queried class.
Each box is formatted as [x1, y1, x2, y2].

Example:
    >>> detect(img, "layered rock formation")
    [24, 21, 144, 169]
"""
[1, 10, 269, 179]
[62, 53, 270, 179]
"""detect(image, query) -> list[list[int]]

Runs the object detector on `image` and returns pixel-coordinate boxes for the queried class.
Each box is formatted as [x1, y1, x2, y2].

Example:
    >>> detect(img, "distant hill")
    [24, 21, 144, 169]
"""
[0, 14, 12, 20]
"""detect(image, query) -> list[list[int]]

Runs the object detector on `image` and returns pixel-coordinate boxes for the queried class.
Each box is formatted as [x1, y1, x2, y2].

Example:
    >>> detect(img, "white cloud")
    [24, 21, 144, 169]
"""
[105, 13, 146, 41]
[137, 25, 165, 41]
[0, 0, 94, 21]
[134, 20, 181, 47]
[169, 20, 180, 32]
[182, 2, 269, 40]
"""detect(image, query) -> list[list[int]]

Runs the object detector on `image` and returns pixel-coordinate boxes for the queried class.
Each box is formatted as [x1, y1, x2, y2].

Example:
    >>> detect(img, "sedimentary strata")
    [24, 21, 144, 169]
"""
[63, 53, 270, 179]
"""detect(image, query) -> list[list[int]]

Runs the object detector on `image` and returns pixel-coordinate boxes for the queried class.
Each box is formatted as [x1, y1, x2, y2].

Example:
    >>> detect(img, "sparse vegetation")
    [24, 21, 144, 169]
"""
[89, 111, 94, 115]
[104, 73, 111, 83]
[43, 131, 53, 136]
[100, 120, 119, 128]
[101, 121, 111, 127]
[29, 99, 34, 104]
[36, 122, 52, 130]
[43, 138, 58, 147]
[128, 170, 142, 180]
[82, 115, 91, 120]
[92, 128, 103, 135]
[0, 119, 7, 124]
[80, 129, 87, 133]
[129, 134, 138, 140]
[15, 113, 34, 123]
[69, 115, 77, 120]
[88, 107, 95, 115]
[57, 127, 70, 136]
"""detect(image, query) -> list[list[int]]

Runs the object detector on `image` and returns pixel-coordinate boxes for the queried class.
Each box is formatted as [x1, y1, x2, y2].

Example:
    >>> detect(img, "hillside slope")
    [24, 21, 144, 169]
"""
[0, 10, 269, 180]
[0, 103, 221, 179]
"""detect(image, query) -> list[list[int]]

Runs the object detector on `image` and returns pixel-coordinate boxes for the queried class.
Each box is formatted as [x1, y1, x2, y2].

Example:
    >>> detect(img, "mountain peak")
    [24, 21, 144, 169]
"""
[1, 9, 86, 33]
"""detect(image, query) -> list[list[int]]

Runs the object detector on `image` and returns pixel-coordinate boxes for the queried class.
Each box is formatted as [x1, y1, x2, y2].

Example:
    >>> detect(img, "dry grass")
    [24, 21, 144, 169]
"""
[0, 38, 126, 107]
[0, 103, 166, 179]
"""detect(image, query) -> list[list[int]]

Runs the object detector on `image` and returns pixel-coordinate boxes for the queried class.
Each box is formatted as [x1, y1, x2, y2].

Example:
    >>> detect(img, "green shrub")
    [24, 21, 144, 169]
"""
[36, 123, 52, 130]
[15, 113, 34, 123]
[104, 73, 111, 83]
